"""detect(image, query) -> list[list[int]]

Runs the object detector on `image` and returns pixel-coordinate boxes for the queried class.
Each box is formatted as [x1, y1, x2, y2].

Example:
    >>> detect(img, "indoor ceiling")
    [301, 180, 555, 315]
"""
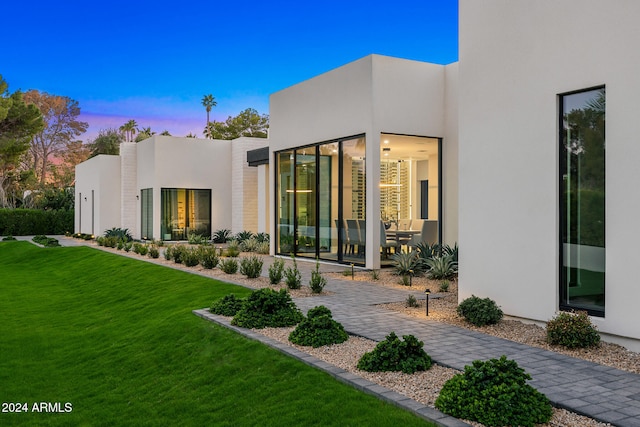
[380, 134, 438, 161]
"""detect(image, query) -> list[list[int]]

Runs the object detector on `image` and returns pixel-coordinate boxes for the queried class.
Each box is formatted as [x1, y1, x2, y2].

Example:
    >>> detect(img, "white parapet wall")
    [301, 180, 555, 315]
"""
[120, 142, 138, 237]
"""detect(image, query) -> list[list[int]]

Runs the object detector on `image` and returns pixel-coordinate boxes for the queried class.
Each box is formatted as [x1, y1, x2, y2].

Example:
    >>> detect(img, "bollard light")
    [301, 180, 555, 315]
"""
[425, 288, 431, 316]
[351, 263, 354, 280]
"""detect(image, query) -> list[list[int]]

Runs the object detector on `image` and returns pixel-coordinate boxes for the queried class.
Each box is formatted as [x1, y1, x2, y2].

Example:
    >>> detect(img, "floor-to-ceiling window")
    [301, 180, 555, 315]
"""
[276, 136, 365, 265]
[141, 188, 153, 240]
[379, 134, 441, 264]
[559, 87, 605, 316]
[160, 188, 211, 240]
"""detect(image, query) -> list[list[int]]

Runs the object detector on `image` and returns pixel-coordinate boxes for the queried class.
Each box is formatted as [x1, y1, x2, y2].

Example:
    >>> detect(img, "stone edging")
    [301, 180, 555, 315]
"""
[193, 309, 471, 427]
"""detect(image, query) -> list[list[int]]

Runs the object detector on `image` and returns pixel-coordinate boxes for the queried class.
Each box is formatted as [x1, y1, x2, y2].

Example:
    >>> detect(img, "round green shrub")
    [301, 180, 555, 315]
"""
[357, 332, 432, 374]
[240, 255, 263, 278]
[546, 310, 600, 348]
[220, 258, 239, 274]
[198, 246, 219, 269]
[231, 288, 303, 329]
[289, 305, 348, 348]
[457, 295, 503, 326]
[182, 247, 199, 267]
[435, 355, 552, 427]
[210, 294, 246, 317]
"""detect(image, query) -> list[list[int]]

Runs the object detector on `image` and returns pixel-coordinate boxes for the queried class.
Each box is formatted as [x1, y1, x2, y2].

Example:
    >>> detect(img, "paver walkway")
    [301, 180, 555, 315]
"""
[266, 257, 640, 427]
[52, 238, 640, 426]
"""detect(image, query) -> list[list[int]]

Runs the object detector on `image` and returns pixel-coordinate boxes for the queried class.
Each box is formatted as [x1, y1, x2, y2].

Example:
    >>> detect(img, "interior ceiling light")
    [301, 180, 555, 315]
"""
[383, 139, 389, 144]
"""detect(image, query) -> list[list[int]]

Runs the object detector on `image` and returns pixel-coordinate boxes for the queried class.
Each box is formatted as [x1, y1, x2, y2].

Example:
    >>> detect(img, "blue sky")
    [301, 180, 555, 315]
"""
[2, 1, 458, 141]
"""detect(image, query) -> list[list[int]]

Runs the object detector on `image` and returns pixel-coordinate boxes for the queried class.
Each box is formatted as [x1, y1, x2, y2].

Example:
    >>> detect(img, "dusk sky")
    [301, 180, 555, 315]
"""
[2, 1, 458, 142]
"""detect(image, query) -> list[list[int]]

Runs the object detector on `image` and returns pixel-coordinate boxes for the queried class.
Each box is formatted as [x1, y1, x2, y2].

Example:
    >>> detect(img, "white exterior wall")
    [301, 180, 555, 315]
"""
[120, 143, 138, 237]
[458, 0, 640, 344]
[75, 155, 121, 236]
[231, 138, 268, 234]
[269, 54, 457, 268]
[136, 135, 233, 240]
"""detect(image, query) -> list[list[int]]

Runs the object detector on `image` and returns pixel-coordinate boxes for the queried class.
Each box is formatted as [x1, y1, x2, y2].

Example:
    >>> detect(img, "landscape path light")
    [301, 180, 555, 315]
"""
[425, 288, 431, 316]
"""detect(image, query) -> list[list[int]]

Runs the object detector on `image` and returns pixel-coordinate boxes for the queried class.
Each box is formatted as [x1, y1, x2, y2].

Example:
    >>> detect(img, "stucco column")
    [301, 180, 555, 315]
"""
[120, 142, 138, 238]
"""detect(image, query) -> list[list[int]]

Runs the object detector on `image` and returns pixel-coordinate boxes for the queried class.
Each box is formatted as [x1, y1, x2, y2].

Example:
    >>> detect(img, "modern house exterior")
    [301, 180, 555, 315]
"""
[75, 0, 640, 349]
[75, 135, 268, 240]
[457, 0, 640, 350]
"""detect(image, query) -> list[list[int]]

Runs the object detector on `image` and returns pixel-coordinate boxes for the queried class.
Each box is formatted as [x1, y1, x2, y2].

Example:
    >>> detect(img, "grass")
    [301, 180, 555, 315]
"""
[0, 242, 432, 426]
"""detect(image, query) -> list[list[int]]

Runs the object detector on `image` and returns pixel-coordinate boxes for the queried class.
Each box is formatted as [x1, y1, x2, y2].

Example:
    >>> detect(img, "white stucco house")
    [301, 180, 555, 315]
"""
[75, 135, 268, 240]
[75, 0, 640, 349]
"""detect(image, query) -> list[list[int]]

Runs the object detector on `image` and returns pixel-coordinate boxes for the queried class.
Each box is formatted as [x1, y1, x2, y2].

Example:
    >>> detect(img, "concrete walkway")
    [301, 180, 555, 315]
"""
[46, 238, 640, 426]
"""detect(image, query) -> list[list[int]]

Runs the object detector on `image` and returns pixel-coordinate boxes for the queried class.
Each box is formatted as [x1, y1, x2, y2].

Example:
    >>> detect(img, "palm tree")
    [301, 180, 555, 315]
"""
[119, 119, 138, 142]
[201, 94, 217, 134]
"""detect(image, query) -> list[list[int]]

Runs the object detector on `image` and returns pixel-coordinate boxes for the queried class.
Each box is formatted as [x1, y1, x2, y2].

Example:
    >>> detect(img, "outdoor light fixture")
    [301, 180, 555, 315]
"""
[351, 263, 354, 280]
[84, 197, 87, 201]
[136, 195, 139, 200]
[425, 288, 431, 316]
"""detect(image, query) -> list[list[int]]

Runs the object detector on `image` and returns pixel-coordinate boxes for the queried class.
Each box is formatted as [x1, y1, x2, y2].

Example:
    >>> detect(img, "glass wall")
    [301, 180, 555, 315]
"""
[559, 87, 605, 316]
[141, 188, 153, 240]
[276, 136, 365, 265]
[160, 188, 211, 240]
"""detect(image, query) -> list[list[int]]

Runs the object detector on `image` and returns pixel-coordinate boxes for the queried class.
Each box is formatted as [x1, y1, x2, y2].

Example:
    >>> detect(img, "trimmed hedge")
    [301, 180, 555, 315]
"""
[0, 209, 73, 236]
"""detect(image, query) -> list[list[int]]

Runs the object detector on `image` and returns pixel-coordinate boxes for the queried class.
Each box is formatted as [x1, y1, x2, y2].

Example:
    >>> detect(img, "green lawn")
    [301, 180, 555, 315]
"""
[0, 242, 432, 426]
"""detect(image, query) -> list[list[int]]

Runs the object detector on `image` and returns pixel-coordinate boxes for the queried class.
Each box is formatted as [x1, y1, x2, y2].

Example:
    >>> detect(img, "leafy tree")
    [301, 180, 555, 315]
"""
[0, 76, 44, 207]
[119, 119, 138, 142]
[23, 90, 88, 185]
[135, 126, 155, 142]
[201, 94, 216, 131]
[88, 128, 123, 158]
[50, 140, 91, 187]
[203, 108, 268, 140]
[160, 130, 171, 136]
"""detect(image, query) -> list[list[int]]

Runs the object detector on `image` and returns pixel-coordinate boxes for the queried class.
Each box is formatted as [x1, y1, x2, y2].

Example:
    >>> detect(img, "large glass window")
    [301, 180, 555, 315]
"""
[276, 136, 365, 265]
[160, 188, 211, 240]
[559, 87, 605, 316]
[141, 188, 153, 240]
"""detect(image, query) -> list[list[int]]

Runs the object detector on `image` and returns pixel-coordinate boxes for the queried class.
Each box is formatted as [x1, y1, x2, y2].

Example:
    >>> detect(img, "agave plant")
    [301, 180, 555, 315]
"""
[392, 251, 424, 276]
[441, 243, 459, 263]
[415, 242, 439, 261]
[424, 255, 458, 279]
[104, 227, 132, 242]
[235, 230, 254, 243]
[212, 229, 232, 244]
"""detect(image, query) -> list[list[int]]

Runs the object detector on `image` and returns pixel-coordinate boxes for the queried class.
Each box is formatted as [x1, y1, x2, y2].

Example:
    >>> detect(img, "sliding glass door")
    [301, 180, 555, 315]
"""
[160, 188, 211, 240]
[276, 136, 365, 265]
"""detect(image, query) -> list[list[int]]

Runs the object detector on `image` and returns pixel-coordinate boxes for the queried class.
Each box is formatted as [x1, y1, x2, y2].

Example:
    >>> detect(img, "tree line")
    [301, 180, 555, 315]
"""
[0, 75, 268, 210]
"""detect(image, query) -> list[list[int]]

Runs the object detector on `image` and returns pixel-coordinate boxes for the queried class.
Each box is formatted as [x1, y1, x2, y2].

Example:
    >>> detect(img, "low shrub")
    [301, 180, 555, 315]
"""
[240, 255, 263, 278]
[255, 241, 270, 254]
[171, 245, 186, 264]
[268, 258, 285, 284]
[123, 241, 133, 252]
[2, 235, 16, 241]
[103, 236, 118, 248]
[210, 294, 246, 317]
[132, 242, 148, 255]
[357, 332, 432, 374]
[405, 294, 419, 308]
[370, 269, 379, 280]
[182, 247, 200, 267]
[220, 258, 238, 274]
[148, 245, 160, 259]
[457, 295, 503, 326]
[284, 257, 301, 290]
[225, 240, 240, 257]
[116, 239, 124, 250]
[546, 311, 600, 348]
[198, 246, 219, 269]
[289, 306, 348, 348]
[309, 259, 327, 294]
[32, 235, 60, 247]
[231, 288, 303, 329]
[163, 245, 173, 260]
[438, 280, 450, 292]
[239, 237, 259, 252]
[435, 355, 552, 427]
